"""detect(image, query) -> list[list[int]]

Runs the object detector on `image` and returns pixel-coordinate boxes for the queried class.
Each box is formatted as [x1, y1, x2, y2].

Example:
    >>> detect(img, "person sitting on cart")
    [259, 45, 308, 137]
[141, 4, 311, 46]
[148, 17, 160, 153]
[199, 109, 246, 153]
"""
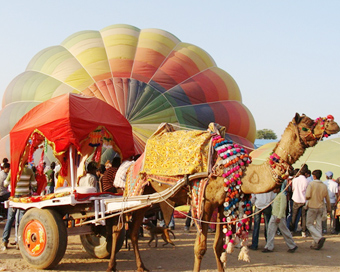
[96, 164, 106, 192]
[101, 157, 121, 194]
[77, 161, 98, 192]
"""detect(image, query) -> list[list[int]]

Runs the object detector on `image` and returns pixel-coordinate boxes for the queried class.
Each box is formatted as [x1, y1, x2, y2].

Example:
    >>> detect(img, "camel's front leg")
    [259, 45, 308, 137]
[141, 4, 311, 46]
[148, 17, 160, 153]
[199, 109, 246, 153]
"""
[193, 203, 214, 272]
[213, 206, 225, 272]
[106, 219, 124, 272]
[193, 221, 209, 272]
[130, 208, 149, 272]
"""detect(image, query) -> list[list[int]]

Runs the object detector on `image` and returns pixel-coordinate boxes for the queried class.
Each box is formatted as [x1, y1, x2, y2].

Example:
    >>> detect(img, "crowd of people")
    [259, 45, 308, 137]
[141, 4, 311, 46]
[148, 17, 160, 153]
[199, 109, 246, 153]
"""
[248, 164, 340, 253]
[76, 155, 140, 194]
[1, 155, 339, 256]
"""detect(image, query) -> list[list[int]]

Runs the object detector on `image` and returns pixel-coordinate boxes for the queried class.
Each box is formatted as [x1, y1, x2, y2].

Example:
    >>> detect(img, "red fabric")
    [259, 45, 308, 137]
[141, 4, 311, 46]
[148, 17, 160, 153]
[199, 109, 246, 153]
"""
[28, 133, 45, 163]
[60, 156, 68, 177]
[35, 172, 47, 195]
[35, 149, 47, 194]
[9, 94, 135, 196]
[174, 210, 188, 219]
[94, 145, 102, 163]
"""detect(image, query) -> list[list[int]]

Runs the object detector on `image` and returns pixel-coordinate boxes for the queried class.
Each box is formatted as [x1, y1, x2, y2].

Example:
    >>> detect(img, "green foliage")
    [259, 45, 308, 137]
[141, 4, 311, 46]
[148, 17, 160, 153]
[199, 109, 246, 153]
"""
[256, 129, 277, 140]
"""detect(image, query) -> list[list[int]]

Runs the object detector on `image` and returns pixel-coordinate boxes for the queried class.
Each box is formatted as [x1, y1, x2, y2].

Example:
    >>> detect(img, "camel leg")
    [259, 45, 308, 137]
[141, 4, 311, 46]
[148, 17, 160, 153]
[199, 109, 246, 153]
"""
[193, 203, 214, 272]
[130, 207, 149, 272]
[213, 205, 225, 272]
[106, 218, 124, 272]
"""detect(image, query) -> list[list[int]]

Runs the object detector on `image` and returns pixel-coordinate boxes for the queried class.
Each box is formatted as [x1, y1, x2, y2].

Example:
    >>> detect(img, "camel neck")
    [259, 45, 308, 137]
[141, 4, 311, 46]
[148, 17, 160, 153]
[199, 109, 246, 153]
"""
[273, 123, 305, 165]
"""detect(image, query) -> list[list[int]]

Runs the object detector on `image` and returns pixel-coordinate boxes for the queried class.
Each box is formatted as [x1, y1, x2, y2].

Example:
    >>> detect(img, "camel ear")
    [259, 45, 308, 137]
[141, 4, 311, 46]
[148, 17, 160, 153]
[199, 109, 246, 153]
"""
[294, 113, 301, 124]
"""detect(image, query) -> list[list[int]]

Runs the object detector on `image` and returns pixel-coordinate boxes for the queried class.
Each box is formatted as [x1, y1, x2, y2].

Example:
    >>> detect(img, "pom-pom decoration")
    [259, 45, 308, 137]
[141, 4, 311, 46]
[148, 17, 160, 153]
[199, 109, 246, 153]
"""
[212, 134, 252, 261]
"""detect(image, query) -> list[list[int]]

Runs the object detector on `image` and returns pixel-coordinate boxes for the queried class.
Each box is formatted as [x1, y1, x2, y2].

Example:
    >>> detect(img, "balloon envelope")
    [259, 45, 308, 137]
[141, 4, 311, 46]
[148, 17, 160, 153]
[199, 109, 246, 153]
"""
[0, 24, 256, 158]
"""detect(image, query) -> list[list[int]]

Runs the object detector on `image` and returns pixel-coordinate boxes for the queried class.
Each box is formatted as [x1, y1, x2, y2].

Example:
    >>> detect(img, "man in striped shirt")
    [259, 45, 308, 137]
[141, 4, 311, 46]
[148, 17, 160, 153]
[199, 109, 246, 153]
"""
[1, 163, 36, 250]
[101, 157, 121, 193]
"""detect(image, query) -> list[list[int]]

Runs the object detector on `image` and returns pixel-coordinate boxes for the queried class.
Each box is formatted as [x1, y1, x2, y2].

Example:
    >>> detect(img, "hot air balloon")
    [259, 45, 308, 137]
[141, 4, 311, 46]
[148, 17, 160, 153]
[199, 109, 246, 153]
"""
[0, 24, 256, 158]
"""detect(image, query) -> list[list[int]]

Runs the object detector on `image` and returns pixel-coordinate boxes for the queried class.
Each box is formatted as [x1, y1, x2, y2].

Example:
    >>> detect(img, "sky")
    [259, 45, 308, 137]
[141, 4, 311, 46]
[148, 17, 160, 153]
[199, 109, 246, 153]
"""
[1, 0, 340, 139]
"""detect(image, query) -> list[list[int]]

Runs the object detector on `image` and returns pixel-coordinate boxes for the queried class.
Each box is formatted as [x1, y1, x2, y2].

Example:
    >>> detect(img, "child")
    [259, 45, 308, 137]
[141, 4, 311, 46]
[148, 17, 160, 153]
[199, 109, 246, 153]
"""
[262, 185, 298, 253]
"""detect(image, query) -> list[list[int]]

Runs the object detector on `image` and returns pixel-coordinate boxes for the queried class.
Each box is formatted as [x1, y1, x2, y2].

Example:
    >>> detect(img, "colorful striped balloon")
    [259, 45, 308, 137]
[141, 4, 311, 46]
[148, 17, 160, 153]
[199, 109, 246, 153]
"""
[0, 24, 256, 156]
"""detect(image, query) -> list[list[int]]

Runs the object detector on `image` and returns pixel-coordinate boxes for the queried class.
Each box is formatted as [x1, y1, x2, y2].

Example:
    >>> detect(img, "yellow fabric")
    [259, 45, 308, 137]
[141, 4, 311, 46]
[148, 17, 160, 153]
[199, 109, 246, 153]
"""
[56, 175, 65, 188]
[143, 124, 212, 176]
[175, 205, 190, 212]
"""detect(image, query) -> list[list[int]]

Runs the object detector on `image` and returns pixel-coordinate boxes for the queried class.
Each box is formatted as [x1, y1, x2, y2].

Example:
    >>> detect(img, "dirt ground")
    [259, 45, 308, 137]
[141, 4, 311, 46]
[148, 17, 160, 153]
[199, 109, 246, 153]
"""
[0, 218, 339, 272]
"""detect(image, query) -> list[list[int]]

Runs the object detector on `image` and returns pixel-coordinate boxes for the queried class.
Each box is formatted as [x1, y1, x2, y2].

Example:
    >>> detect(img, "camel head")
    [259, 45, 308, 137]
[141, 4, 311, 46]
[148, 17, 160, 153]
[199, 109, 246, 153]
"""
[291, 113, 339, 148]
[291, 113, 318, 147]
[313, 115, 340, 139]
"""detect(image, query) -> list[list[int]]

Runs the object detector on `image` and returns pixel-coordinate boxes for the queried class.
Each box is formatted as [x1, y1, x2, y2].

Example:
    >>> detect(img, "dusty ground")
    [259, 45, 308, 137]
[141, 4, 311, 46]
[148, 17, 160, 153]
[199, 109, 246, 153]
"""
[0, 218, 339, 272]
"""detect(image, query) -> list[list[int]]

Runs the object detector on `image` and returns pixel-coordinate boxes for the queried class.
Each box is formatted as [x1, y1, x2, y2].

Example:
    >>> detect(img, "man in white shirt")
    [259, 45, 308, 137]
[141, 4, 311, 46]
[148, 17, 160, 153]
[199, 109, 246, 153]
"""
[249, 191, 275, 250]
[322, 171, 338, 234]
[114, 157, 134, 189]
[289, 165, 309, 236]
[77, 161, 98, 192]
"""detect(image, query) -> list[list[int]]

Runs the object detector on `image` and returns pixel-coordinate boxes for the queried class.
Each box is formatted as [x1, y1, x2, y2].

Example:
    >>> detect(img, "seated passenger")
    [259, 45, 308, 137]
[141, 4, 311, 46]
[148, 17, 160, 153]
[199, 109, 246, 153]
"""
[96, 164, 106, 192]
[77, 161, 98, 192]
[114, 155, 140, 190]
[102, 157, 121, 193]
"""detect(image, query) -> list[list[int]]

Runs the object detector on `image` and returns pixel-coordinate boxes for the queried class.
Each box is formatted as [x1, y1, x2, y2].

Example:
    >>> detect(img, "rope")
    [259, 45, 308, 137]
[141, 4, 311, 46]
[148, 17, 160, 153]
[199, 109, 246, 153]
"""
[241, 135, 322, 219]
[75, 177, 189, 226]
[76, 126, 323, 228]
[156, 135, 322, 226]
[117, 196, 128, 231]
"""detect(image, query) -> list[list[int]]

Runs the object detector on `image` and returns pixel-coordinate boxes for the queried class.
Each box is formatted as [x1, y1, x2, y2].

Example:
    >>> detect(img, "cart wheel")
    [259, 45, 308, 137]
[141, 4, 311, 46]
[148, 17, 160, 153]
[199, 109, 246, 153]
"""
[18, 208, 67, 269]
[80, 227, 125, 259]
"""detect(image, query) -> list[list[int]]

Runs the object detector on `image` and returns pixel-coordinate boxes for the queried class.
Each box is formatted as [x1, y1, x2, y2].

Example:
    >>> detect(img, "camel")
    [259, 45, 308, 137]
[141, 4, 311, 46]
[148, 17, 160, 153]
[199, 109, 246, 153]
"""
[106, 113, 339, 272]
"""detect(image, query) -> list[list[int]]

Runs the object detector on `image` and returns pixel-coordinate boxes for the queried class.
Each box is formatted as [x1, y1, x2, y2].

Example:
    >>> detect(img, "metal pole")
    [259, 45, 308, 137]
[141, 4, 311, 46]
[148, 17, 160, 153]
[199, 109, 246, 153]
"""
[69, 146, 75, 193]
[94, 199, 99, 225]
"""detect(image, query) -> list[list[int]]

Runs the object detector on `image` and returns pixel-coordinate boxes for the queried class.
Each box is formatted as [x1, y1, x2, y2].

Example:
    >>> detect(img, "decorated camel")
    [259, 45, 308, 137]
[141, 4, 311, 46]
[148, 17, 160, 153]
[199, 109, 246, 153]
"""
[106, 113, 339, 272]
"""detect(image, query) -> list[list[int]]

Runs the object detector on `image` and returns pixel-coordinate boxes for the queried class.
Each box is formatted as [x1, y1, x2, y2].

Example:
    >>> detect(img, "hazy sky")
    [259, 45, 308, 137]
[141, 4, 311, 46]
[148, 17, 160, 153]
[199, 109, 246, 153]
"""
[1, 1, 340, 138]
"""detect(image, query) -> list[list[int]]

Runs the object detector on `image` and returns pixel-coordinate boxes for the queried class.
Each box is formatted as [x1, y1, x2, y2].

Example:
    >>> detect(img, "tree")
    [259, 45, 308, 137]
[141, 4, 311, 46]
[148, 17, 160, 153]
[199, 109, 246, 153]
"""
[256, 129, 277, 140]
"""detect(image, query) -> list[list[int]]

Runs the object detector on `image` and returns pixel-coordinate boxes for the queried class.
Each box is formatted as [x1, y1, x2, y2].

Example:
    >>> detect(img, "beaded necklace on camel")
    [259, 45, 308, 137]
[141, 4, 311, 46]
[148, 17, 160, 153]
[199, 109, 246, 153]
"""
[212, 135, 252, 262]
[267, 151, 292, 185]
